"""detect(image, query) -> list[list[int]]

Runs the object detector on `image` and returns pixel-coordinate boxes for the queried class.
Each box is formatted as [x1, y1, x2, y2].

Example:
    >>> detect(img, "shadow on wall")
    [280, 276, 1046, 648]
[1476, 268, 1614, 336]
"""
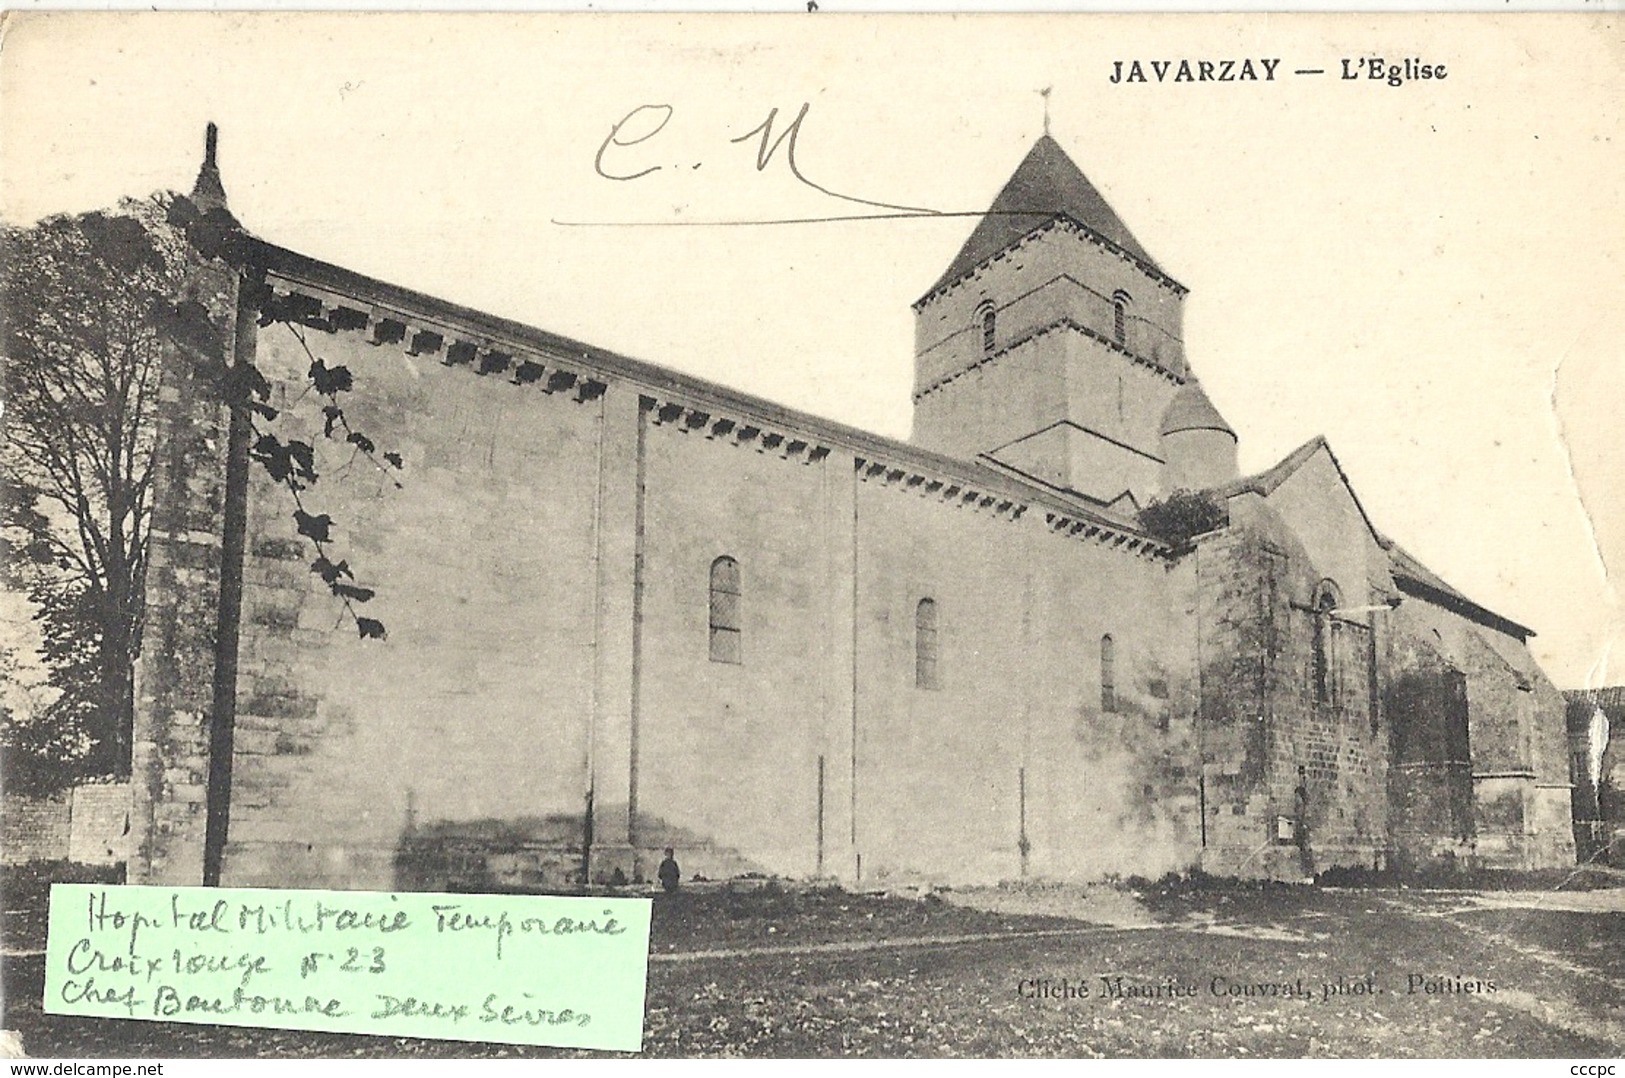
[393, 814, 587, 894]
[391, 810, 762, 893]
[1386, 662, 1476, 867]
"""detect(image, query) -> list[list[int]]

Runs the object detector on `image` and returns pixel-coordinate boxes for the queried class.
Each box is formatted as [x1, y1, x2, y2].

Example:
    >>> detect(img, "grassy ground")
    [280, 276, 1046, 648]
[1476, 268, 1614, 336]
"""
[4, 875, 1622, 1058]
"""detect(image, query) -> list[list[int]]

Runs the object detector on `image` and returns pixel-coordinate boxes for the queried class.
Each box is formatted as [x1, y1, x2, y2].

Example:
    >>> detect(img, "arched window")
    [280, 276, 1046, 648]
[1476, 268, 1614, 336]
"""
[978, 302, 997, 356]
[1312, 581, 1340, 705]
[1100, 634, 1117, 712]
[915, 598, 940, 690]
[1112, 291, 1131, 346]
[709, 556, 742, 664]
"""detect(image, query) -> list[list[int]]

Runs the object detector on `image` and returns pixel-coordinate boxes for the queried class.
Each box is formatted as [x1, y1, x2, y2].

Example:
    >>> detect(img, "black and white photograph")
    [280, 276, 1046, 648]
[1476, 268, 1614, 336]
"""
[1, 11, 1621, 1060]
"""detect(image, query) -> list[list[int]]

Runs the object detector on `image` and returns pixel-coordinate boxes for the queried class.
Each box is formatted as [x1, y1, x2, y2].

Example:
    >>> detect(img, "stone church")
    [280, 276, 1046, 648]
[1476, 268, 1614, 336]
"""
[130, 130, 1575, 892]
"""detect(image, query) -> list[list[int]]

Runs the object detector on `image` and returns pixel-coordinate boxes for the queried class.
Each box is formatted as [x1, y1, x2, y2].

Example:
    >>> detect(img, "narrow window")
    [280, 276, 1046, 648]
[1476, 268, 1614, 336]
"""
[915, 598, 940, 690]
[1112, 290, 1131, 346]
[1312, 582, 1339, 705]
[709, 556, 741, 664]
[979, 303, 996, 355]
[1100, 634, 1117, 712]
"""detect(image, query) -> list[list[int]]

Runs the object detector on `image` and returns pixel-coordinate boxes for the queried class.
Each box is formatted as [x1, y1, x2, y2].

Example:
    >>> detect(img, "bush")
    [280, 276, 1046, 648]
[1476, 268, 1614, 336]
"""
[0, 859, 125, 912]
[1138, 490, 1228, 555]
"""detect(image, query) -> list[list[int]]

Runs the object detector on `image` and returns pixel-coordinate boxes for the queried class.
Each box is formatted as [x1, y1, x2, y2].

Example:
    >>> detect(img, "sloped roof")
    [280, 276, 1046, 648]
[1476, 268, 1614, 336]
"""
[1383, 540, 1470, 607]
[1213, 435, 1336, 500]
[1160, 377, 1236, 437]
[244, 236, 1159, 548]
[920, 135, 1169, 302]
[1566, 687, 1625, 718]
[971, 450, 1144, 529]
[1380, 536, 1535, 641]
[1218, 436, 1536, 641]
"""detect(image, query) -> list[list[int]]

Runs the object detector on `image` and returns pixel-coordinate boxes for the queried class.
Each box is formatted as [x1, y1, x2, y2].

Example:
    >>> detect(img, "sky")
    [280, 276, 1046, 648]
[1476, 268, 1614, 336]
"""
[1, 12, 1620, 687]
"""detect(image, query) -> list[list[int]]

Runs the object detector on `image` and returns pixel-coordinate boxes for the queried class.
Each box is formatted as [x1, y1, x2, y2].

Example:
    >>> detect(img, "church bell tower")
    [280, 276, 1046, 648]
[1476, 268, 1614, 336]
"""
[911, 135, 1233, 505]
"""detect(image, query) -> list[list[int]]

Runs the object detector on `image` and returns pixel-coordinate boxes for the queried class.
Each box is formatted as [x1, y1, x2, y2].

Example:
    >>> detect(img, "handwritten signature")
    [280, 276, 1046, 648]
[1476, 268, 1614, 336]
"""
[588, 102, 948, 224]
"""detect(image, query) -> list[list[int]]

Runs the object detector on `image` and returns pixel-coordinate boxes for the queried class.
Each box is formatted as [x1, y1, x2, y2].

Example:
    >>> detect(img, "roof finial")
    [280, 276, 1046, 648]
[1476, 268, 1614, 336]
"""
[191, 121, 229, 212]
[1039, 86, 1052, 136]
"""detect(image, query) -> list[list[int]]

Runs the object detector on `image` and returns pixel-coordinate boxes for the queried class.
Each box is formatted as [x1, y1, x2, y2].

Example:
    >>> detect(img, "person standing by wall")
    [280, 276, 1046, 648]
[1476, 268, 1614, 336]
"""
[658, 847, 681, 894]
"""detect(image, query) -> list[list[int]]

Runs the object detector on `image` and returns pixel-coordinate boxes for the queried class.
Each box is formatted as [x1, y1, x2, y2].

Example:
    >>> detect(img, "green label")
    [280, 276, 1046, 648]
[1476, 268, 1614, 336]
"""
[44, 884, 651, 1051]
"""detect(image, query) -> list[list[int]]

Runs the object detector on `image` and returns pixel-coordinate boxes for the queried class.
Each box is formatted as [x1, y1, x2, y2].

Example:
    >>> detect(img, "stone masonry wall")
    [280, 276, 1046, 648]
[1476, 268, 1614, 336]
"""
[1383, 624, 1475, 869]
[2, 792, 70, 864]
[852, 472, 1195, 885]
[1192, 515, 1275, 874]
[222, 282, 608, 891]
[1386, 598, 1575, 870]
[172, 265, 1203, 892]
[128, 265, 241, 885]
[632, 404, 836, 882]
[1195, 494, 1390, 879]
[2, 784, 132, 866]
[134, 256, 1570, 890]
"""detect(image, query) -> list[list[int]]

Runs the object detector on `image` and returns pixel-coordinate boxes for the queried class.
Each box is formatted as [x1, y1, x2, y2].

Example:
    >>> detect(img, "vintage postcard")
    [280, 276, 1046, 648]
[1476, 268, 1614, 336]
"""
[1, 11, 1621, 1060]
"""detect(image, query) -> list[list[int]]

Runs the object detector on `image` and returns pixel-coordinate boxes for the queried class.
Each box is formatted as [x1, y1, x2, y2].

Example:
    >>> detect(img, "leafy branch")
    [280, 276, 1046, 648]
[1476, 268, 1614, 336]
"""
[166, 191, 405, 641]
[237, 322, 403, 641]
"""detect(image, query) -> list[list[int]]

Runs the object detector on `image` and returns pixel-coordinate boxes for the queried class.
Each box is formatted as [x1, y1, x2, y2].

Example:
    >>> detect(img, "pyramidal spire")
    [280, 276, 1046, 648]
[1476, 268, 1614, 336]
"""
[921, 134, 1166, 302]
[1160, 376, 1236, 438]
[190, 122, 229, 212]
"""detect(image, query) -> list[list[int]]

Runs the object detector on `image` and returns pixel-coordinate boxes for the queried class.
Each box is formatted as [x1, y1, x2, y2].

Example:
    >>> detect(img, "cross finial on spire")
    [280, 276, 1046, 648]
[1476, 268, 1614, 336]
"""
[1039, 86, 1052, 136]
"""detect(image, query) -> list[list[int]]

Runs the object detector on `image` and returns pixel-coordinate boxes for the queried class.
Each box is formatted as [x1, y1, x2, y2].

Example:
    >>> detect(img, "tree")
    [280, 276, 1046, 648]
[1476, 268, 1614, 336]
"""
[3, 186, 400, 793]
[1, 201, 191, 787]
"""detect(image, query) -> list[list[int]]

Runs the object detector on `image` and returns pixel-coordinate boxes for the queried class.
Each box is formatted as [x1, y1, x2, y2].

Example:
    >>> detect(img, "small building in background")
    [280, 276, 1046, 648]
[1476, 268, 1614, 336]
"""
[1564, 687, 1624, 864]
